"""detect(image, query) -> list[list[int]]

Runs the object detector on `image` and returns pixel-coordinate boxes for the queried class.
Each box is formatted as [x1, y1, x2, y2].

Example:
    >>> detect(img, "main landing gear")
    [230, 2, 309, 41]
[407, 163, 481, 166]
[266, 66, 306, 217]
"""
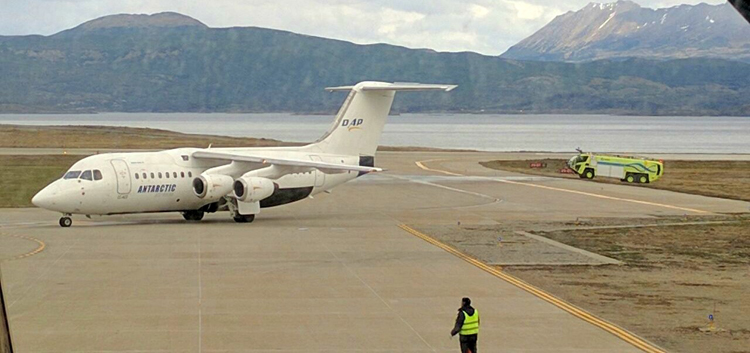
[182, 210, 205, 221]
[233, 214, 255, 223]
[59, 216, 72, 227]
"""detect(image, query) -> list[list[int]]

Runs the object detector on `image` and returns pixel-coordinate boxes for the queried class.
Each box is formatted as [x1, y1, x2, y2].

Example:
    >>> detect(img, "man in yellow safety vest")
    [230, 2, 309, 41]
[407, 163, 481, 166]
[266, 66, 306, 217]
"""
[450, 297, 479, 353]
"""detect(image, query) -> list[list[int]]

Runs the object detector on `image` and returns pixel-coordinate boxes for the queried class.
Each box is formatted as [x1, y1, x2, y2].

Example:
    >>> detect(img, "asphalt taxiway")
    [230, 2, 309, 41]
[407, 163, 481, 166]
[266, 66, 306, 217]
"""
[1, 151, 747, 352]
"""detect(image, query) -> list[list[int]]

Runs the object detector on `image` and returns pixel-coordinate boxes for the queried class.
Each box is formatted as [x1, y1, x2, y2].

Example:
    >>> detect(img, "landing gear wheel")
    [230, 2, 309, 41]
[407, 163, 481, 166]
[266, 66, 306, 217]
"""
[182, 210, 205, 221]
[584, 168, 595, 179]
[59, 217, 72, 227]
[233, 214, 255, 223]
[626, 174, 635, 183]
[638, 174, 648, 183]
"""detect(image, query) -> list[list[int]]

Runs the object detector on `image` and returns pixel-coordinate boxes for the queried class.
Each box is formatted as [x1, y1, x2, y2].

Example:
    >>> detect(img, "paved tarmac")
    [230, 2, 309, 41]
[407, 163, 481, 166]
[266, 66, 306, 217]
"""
[1, 151, 747, 352]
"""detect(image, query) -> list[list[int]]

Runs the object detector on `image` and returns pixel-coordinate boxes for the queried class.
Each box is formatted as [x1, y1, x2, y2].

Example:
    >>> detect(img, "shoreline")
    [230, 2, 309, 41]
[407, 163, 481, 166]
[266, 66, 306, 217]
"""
[1, 111, 749, 117]
[1, 124, 750, 156]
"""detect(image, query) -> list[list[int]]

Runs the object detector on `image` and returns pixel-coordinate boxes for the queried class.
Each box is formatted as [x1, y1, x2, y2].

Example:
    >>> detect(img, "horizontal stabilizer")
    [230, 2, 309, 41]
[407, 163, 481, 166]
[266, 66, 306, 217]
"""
[326, 82, 457, 92]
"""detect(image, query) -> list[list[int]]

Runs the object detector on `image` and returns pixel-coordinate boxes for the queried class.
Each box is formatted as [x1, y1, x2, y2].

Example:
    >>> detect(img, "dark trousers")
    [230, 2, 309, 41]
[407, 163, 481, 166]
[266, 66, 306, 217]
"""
[459, 334, 478, 353]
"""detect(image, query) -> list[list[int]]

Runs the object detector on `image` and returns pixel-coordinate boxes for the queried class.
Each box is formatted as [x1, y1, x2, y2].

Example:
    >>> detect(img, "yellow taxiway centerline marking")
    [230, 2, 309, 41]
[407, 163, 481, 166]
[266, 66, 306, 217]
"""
[0, 232, 46, 261]
[415, 159, 712, 215]
[398, 224, 666, 353]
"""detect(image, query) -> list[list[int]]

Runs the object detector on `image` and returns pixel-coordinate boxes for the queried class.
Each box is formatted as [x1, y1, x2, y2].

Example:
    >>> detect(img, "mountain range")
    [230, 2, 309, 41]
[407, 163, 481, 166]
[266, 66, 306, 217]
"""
[502, 1, 750, 62]
[0, 6, 749, 115]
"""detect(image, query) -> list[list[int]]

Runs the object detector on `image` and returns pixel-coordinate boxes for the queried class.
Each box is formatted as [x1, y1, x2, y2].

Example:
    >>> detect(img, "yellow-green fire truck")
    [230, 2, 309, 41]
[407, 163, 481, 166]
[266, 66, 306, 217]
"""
[567, 153, 664, 183]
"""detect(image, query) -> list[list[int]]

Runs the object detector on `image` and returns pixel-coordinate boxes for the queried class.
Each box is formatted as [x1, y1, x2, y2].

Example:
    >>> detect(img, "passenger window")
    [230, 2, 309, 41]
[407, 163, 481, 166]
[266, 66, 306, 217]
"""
[142, 173, 147, 179]
[63, 171, 81, 179]
[134, 173, 139, 180]
[181, 172, 185, 178]
[151, 173, 155, 179]
[173, 172, 177, 178]
[80, 170, 93, 181]
[165, 172, 170, 179]
[158, 172, 162, 179]
[94, 170, 103, 180]
[188, 171, 192, 178]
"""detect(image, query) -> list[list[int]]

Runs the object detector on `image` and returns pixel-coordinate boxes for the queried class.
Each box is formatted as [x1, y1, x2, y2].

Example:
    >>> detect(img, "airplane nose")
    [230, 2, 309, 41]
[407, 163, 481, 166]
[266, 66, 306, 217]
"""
[32, 184, 58, 209]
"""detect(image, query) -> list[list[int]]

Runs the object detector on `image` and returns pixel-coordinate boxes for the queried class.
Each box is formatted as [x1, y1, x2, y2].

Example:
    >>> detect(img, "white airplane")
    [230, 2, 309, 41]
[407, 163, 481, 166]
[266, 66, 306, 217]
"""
[32, 82, 456, 227]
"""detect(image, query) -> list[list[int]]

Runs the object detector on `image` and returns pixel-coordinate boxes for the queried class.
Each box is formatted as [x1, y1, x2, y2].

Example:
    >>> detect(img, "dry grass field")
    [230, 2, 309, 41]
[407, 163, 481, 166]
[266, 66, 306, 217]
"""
[0, 125, 292, 149]
[0, 124, 467, 152]
[481, 159, 750, 202]
[507, 217, 750, 353]
[0, 155, 80, 208]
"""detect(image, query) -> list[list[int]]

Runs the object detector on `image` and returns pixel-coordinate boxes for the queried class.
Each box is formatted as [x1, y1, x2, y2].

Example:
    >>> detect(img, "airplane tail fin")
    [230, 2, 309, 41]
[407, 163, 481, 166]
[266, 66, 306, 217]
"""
[308, 82, 456, 157]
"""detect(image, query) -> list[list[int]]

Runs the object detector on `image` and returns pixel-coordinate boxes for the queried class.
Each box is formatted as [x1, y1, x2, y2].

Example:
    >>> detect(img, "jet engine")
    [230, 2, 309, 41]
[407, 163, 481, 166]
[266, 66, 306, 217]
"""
[193, 174, 234, 200]
[233, 176, 278, 202]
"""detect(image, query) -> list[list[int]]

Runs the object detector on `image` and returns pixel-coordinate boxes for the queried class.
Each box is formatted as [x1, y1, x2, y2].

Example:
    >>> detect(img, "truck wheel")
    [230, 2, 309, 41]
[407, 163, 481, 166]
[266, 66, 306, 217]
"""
[626, 174, 635, 183]
[584, 168, 595, 179]
[639, 174, 649, 183]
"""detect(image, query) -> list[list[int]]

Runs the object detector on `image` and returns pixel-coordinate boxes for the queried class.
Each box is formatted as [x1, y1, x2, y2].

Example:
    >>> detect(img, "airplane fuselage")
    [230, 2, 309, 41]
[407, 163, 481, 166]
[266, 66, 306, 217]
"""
[33, 147, 359, 216]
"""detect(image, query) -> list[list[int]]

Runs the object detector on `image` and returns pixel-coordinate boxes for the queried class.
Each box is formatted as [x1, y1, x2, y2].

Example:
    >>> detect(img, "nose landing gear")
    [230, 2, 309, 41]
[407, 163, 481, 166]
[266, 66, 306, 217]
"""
[59, 216, 72, 227]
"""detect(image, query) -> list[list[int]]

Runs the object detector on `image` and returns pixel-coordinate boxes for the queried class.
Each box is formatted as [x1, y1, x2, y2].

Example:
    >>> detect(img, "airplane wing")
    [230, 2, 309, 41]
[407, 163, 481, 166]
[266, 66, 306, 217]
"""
[191, 150, 383, 174]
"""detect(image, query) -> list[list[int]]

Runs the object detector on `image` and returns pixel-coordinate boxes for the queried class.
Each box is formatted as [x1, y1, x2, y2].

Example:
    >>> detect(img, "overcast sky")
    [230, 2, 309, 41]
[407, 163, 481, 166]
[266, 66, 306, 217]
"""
[0, 0, 727, 55]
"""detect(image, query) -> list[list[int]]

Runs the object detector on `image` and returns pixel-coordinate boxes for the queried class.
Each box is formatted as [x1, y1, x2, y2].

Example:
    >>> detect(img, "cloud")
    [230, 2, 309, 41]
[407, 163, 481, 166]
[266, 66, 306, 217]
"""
[505, 0, 546, 20]
[469, 4, 490, 19]
[0, 0, 728, 55]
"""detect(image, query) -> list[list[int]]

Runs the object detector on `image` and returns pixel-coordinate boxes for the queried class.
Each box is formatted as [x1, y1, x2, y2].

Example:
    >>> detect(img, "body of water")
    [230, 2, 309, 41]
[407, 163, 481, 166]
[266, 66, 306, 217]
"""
[1, 113, 748, 153]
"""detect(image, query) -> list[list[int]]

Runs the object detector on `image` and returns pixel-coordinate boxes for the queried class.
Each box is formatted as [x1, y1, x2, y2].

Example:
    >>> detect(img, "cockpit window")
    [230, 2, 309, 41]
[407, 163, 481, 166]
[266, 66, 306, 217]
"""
[93, 170, 103, 180]
[80, 170, 93, 181]
[64, 171, 81, 179]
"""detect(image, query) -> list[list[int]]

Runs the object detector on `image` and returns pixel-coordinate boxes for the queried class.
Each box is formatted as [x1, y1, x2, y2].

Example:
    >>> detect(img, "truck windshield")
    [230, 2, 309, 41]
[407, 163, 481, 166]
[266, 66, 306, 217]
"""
[568, 155, 589, 168]
[63, 170, 82, 179]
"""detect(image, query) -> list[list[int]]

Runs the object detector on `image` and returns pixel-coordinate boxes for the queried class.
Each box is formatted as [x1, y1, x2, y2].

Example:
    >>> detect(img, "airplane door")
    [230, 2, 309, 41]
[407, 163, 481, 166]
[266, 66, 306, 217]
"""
[110, 159, 132, 194]
[309, 155, 325, 187]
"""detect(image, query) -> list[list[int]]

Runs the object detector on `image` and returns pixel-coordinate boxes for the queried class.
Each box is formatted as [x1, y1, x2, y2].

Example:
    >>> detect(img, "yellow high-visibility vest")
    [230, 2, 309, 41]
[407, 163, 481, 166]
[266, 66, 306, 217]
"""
[460, 309, 479, 335]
